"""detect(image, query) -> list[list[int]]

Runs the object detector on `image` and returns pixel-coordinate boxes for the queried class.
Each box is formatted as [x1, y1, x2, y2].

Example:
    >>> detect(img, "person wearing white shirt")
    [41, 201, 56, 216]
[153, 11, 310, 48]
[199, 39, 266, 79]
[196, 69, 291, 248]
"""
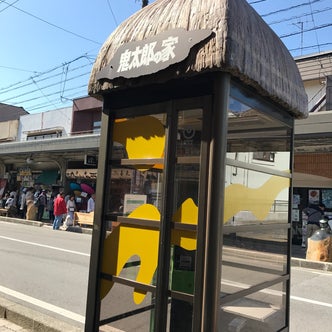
[87, 194, 95, 213]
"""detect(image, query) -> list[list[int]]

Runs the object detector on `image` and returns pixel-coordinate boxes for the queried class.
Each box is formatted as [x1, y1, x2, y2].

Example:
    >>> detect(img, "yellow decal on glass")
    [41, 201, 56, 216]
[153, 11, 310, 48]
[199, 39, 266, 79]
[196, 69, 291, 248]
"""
[224, 176, 290, 221]
[113, 116, 165, 170]
[101, 175, 289, 304]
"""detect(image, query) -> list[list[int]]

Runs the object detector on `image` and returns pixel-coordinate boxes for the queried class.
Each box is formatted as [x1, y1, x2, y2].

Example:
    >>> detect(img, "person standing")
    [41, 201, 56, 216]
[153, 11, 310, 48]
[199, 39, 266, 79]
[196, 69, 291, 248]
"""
[303, 203, 325, 246]
[36, 190, 47, 221]
[87, 194, 95, 213]
[66, 195, 76, 221]
[53, 192, 67, 230]
[47, 195, 55, 223]
[19, 188, 27, 219]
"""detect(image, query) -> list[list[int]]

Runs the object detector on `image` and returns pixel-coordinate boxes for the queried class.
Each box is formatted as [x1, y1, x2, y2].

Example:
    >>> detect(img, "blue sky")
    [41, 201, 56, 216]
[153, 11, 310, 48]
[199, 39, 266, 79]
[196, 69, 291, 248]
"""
[0, 0, 331, 113]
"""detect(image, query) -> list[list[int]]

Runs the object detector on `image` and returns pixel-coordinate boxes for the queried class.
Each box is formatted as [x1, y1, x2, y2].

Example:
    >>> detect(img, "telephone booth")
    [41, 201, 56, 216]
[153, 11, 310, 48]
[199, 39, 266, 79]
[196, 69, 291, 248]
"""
[85, 0, 307, 331]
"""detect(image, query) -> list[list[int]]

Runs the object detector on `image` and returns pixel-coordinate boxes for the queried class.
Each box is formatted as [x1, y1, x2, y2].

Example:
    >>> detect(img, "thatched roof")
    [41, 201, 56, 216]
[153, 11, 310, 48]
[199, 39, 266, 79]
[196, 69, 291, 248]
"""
[89, 0, 308, 118]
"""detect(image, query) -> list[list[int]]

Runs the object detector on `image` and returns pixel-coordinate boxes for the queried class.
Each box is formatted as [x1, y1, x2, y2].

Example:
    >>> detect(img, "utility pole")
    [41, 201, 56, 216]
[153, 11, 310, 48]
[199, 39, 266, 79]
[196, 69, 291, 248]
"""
[293, 21, 304, 56]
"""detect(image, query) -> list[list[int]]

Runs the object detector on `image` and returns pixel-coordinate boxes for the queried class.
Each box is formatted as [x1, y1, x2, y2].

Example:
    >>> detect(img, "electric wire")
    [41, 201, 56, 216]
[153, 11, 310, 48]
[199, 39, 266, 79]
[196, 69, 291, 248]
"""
[0, 0, 331, 113]
[0, 0, 19, 14]
[1, 0, 102, 46]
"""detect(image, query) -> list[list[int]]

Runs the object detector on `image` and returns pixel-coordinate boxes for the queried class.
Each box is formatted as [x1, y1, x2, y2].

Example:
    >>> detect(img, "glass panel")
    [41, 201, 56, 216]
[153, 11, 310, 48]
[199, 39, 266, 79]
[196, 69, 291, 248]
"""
[222, 91, 292, 331]
[99, 113, 166, 330]
[220, 281, 287, 331]
[222, 225, 288, 292]
[100, 280, 155, 331]
[227, 96, 292, 154]
[224, 166, 290, 226]
[169, 108, 203, 331]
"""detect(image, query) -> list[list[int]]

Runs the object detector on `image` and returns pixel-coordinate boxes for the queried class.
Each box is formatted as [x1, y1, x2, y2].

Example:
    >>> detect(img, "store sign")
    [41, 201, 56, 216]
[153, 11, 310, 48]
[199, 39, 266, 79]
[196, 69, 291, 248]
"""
[18, 167, 31, 176]
[84, 155, 97, 166]
[66, 169, 97, 179]
[96, 28, 212, 80]
[123, 194, 147, 215]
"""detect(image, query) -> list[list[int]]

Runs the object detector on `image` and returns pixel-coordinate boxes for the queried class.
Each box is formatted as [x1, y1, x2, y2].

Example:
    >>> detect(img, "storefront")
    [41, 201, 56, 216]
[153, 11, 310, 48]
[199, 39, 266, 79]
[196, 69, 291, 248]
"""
[292, 187, 332, 246]
[85, 0, 307, 331]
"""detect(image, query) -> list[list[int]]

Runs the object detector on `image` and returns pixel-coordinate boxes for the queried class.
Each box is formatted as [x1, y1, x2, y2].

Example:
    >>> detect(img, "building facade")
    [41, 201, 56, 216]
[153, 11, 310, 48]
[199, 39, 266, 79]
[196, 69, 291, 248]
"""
[293, 51, 332, 243]
[0, 97, 101, 210]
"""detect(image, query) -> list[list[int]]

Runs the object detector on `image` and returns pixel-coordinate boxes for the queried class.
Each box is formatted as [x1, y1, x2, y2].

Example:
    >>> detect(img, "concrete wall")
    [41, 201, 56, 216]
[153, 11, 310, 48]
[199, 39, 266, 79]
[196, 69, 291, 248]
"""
[17, 107, 72, 141]
[0, 120, 19, 142]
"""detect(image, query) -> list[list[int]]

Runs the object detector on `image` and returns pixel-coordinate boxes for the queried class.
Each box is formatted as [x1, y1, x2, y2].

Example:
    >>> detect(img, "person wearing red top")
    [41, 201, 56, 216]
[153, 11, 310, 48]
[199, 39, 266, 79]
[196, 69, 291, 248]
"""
[53, 192, 67, 230]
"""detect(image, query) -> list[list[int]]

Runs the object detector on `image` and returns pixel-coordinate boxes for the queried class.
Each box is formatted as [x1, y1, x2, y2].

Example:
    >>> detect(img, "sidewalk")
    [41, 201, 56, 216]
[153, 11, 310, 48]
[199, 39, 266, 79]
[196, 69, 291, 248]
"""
[0, 318, 31, 332]
[0, 296, 82, 332]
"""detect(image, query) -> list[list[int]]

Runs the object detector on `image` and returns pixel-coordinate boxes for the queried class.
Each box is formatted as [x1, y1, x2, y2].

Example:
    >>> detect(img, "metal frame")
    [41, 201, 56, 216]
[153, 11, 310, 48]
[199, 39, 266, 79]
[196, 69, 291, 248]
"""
[85, 72, 294, 331]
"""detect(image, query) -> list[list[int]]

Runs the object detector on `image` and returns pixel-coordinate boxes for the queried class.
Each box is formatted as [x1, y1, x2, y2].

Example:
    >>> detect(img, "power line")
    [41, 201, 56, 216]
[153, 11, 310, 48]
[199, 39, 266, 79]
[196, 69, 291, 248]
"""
[0, 55, 94, 93]
[0, 0, 19, 14]
[261, 0, 322, 18]
[106, 0, 118, 26]
[1, 0, 102, 45]
[308, 0, 321, 53]
[1, 71, 90, 104]
[289, 42, 332, 52]
[0, 65, 40, 74]
[1, 0, 331, 113]
[248, 0, 267, 4]
[0, 54, 94, 112]
[280, 22, 332, 38]
[268, 7, 332, 25]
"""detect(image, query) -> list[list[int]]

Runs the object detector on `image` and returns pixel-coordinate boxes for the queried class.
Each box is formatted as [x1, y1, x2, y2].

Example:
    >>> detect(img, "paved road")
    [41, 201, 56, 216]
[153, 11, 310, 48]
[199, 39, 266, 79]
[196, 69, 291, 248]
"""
[290, 266, 332, 332]
[1, 220, 332, 331]
[0, 220, 91, 329]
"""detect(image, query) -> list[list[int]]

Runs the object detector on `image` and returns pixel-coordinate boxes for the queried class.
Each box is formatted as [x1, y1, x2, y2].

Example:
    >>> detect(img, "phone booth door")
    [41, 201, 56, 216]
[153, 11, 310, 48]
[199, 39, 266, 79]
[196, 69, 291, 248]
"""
[87, 95, 214, 331]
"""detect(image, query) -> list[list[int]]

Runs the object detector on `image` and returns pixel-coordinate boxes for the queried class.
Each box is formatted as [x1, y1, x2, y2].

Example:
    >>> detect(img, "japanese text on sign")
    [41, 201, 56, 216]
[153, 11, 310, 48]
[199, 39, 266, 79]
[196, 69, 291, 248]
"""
[96, 28, 212, 80]
[117, 37, 178, 73]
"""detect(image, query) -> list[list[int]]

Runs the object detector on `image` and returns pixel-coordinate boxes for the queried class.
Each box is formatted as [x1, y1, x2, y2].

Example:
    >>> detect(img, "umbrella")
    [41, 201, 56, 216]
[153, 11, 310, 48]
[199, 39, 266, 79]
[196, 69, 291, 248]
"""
[80, 183, 94, 194]
[70, 182, 81, 191]
[74, 190, 81, 197]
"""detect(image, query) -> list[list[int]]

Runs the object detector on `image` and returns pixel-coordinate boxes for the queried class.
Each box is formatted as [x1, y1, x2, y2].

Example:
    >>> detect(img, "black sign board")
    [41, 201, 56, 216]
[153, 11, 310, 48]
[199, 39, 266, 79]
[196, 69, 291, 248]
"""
[96, 28, 212, 81]
[84, 155, 97, 166]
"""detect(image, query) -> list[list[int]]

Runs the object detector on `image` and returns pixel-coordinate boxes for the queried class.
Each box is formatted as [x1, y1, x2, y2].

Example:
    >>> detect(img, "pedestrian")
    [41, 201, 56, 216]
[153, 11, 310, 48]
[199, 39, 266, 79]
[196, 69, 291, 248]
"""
[53, 192, 67, 230]
[303, 203, 325, 246]
[25, 188, 36, 220]
[66, 195, 76, 221]
[47, 195, 55, 223]
[87, 193, 95, 213]
[2, 193, 9, 208]
[9, 188, 18, 207]
[36, 190, 47, 221]
[19, 188, 27, 219]
[5, 194, 15, 209]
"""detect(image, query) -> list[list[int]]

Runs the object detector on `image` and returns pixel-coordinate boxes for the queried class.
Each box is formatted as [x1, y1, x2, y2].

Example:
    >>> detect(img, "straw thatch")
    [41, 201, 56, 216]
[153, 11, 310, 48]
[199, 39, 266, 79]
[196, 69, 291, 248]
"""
[89, 0, 308, 118]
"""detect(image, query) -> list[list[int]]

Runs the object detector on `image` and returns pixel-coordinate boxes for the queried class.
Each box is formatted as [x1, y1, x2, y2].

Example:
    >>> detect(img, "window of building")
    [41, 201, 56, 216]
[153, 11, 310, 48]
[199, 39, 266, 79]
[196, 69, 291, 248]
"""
[26, 129, 63, 141]
[253, 151, 275, 162]
[93, 121, 101, 134]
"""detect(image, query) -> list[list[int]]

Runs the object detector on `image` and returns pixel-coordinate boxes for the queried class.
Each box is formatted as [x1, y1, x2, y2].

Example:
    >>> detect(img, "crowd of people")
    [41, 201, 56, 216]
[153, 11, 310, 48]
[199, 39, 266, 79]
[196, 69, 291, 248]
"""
[1, 187, 95, 230]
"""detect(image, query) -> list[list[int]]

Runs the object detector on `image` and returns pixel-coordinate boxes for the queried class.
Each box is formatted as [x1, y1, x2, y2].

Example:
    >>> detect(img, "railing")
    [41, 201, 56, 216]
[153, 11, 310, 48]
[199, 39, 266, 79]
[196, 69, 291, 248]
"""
[270, 200, 288, 212]
[308, 85, 326, 113]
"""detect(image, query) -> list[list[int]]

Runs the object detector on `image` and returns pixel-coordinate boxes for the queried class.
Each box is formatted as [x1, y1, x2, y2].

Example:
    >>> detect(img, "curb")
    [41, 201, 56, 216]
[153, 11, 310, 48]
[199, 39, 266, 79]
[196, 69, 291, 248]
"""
[0, 296, 82, 332]
[0, 216, 93, 235]
[291, 257, 332, 271]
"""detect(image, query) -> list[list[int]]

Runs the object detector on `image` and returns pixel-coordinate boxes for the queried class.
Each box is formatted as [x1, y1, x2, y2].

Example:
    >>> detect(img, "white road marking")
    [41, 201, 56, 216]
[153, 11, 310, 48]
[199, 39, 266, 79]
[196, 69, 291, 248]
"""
[0, 285, 85, 323]
[222, 279, 332, 308]
[290, 295, 332, 308]
[0, 235, 89, 256]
